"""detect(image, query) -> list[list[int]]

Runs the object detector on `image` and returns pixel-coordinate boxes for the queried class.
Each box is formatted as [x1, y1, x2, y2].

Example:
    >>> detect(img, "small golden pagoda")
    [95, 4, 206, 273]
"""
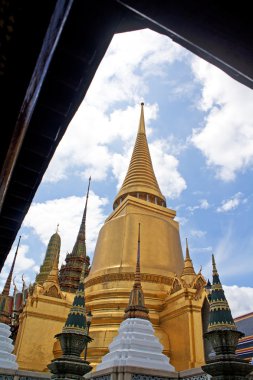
[85, 103, 208, 370]
[35, 227, 61, 285]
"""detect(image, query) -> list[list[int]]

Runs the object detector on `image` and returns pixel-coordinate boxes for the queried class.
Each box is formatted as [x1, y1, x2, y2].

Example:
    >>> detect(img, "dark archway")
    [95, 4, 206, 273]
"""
[1, 0, 253, 270]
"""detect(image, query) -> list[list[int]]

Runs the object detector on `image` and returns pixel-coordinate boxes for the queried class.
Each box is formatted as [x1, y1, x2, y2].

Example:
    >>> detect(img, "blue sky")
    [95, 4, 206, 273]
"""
[1, 29, 253, 317]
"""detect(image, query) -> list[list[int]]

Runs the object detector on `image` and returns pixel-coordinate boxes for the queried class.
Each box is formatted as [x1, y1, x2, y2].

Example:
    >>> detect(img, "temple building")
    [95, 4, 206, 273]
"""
[13, 183, 91, 372]
[5, 104, 208, 372]
[235, 312, 253, 362]
[85, 103, 208, 371]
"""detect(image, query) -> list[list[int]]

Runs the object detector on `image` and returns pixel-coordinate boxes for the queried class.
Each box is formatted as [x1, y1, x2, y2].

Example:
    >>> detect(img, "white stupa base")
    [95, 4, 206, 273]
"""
[97, 318, 175, 372]
[0, 323, 18, 369]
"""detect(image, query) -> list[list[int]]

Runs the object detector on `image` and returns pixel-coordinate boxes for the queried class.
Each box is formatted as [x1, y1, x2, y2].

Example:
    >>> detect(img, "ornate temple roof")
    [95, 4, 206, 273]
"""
[59, 178, 91, 293]
[113, 103, 166, 209]
[124, 224, 149, 321]
[208, 254, 236, 331]
[35, 227, 61, 285]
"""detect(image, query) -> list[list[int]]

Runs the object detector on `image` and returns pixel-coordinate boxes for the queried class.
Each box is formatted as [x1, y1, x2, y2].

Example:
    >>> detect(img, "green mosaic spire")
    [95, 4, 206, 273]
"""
[36, 226, 61, 285]
[208, 254, 236, 332]
[62, 265, 87, 335]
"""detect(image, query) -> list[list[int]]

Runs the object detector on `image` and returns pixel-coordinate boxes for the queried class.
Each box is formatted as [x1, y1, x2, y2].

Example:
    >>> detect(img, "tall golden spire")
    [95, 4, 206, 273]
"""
[2, 236, 21, 296]
[181, 238, 196, 283]
[113, 103, 166, 209]
[59, 177, 91, 293]
[124, 224, 149, 320]
[74, 176, 91, 246]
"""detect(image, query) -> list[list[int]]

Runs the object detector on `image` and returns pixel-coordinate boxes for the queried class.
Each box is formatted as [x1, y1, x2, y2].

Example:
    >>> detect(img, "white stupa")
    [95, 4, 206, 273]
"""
[0, 322, 18, 369]
[97, 224, 175, 372]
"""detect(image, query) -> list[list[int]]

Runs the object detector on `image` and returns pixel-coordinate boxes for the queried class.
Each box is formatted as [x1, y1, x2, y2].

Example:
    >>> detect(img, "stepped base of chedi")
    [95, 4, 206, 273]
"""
[0, 323, 18, 369]
[97, 318, 175, 372]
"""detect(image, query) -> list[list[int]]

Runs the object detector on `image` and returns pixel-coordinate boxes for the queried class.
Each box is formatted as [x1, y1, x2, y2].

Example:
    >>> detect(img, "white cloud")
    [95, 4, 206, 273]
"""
[86, 29, 185, 111]
[217, 192, 245, 213]
[150, 140, 187, 199]
[190, 230, 207, 238]
[44, 103, 159, 184]
[22, 191, 108, 268]
[191, 57, 253, 181]
[187, 199, 210, 212]
[202, 226, 253, 281]
[191, 246, 212, 253]
[174, 216, 188, 226]
[43, 29, 186, 193]
[224, 285, 253, 318]
[200, 199, 209, 209]
[0, 244, 36, 292]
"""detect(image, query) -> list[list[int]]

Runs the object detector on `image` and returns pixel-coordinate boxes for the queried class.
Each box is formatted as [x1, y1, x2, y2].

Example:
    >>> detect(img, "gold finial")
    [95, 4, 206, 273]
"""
[138, 102, 146, 134]
[13, 276, 17, 293]
[86, 176, 91, 202]
[134, 223, 141, 287]
[2, 235, 21, 296]
[181, 237, 196, 281]
[185, 238, 190, 260]
[22, 274, 26, 289]
[75, 177, 91, 242]
[212, 254, 218, 275]
[124, 223, 149, 320]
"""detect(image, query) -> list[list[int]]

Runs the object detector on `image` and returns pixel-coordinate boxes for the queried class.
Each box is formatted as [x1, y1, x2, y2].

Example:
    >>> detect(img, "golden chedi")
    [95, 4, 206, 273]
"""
[13, 104, 208, 372]
[85, 103, 207, 370]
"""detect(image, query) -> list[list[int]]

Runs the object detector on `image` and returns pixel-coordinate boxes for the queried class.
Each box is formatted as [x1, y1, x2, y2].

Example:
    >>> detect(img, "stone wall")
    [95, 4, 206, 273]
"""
[85, 365, 210, 380]
[0, 368, 50, 380]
